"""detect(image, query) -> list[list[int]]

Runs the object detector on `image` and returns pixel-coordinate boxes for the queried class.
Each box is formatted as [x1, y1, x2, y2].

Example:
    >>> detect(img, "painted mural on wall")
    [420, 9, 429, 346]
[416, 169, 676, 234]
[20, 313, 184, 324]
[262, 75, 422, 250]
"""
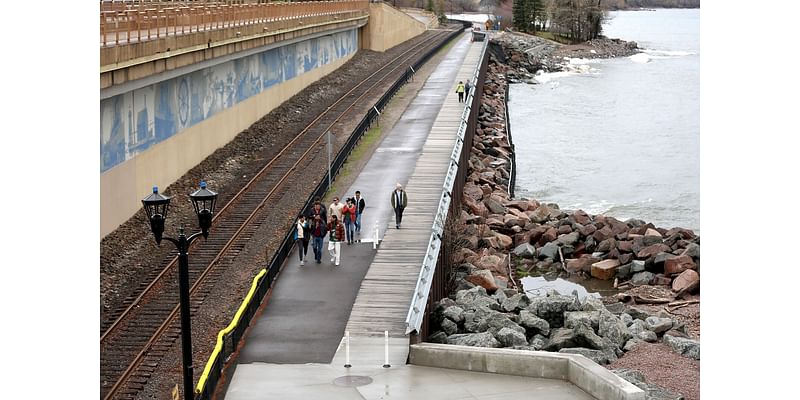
[100, 30, 357, 173]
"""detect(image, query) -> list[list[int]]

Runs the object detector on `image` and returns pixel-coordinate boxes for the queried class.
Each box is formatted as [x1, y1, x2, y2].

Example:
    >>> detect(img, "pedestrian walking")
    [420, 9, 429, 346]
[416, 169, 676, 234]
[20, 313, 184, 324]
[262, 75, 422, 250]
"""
[308, 200, 328, 264]
[327, 215, 345, 266]
[390, 183, 408, 229]
[329, 196, 344, 221]
[354, 190, 366, 234]
[342, 198, 357, 245]
[293, 214, 310, 265]
[464, 80, 472, 99]
[456, 81, 465, 103]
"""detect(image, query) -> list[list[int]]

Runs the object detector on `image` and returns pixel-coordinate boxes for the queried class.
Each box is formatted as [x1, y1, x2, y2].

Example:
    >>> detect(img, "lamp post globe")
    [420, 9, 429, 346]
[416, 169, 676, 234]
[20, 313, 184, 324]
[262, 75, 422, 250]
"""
[141, 186, 171, 244]
[189, 180, 218, 238]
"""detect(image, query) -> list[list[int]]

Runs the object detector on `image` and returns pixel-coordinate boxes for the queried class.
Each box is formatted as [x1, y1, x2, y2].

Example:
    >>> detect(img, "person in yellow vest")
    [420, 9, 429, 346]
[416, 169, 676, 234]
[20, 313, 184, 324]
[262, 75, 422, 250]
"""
[455, 81, 465, 103]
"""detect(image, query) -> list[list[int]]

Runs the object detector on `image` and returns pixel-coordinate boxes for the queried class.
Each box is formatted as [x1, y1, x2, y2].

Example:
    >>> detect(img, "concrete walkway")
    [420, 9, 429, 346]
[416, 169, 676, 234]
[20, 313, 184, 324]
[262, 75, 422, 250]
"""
[222, 32, 597, 400]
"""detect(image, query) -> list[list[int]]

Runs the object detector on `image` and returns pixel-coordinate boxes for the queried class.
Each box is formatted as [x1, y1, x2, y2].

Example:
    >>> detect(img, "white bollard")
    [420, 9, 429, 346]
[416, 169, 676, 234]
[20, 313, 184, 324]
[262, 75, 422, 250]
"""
[373, 219, 379, 249]
[344, 331, 351, 368]
[383, 330, 390, 368]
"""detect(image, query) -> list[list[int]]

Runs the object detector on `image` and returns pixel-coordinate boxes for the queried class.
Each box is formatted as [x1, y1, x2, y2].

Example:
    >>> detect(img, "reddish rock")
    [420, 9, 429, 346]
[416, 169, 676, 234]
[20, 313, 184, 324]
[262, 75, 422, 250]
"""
[482, 236, 499, 249]
[465, 235, 479, 249]
[539, 227, 558, 245]
[527, 199, 540, 210]
[652, 274, 673, 286]
[618, 240, 633, 252]
[486, 216, 505, 228]
[591, 259, 620, 280]
[566, 257, 598, 273]
[463, 196, 488, 216]
[466, 270, 499, 293]
[453, 248, 478, 264]
[608, 248, 620, 259]
[463, 183, 484, 200]
[481, 185, 493, 196]
[664, 255, 697, 276]
[530, 204, 552, 223]
[572, 210, 591, 225]
[672, 269, 700, 292]
[557, 225, 573, 235]
[572, 242, 587, 257]
[637, 243, 672, 259]
[629, 226, 648, 235]
[593, 226, 614, 242]
[495, 232, 513, 250]
[580, 224, 597, 237]
[618, 253, 633, 265]
[665, 227, 697, 240]
[527, 227, 547, 245]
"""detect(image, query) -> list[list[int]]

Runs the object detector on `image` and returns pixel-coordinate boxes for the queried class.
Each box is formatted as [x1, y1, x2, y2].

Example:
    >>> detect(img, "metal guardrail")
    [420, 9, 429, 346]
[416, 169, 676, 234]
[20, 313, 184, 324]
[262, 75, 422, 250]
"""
[192, 26, 465, 400]
[405, 34, 489, 335]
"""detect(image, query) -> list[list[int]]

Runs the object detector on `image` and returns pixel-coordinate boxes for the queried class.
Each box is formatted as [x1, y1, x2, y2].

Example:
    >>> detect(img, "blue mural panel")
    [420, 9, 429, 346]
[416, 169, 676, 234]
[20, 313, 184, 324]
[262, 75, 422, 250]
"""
[100, 30, 358, 172]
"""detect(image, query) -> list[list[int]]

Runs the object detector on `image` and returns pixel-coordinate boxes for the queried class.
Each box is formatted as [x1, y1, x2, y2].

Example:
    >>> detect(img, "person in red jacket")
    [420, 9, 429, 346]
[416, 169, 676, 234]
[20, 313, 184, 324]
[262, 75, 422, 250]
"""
[342, 198, 357, 245]
[327, 215, 345, 266]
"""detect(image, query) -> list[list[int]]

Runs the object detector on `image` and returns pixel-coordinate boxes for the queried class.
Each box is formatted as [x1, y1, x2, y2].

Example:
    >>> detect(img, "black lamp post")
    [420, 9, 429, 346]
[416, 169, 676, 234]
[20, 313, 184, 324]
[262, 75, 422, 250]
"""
[142, 181, 218, 400]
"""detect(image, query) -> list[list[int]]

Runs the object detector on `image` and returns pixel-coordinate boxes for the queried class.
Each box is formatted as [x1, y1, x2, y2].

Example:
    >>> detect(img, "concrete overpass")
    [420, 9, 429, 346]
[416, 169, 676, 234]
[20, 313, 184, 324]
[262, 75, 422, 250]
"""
[100, 1, 428, 238]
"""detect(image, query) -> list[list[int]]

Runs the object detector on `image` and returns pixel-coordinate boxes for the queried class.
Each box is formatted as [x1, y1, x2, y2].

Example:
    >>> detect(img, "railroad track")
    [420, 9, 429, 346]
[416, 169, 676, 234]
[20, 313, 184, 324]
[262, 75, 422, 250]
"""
[100, 28, 456, 399]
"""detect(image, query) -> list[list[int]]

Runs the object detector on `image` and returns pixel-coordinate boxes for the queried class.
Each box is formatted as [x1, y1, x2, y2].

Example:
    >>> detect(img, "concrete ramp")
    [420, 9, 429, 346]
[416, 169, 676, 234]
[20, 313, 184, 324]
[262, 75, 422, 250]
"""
[361, 3, 427, 52]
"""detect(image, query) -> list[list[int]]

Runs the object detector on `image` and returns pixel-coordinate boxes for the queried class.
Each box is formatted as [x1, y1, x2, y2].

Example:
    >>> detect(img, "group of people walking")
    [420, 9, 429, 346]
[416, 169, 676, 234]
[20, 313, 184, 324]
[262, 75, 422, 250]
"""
[293, 191, 366, 266]
[292, 183, 409, 267]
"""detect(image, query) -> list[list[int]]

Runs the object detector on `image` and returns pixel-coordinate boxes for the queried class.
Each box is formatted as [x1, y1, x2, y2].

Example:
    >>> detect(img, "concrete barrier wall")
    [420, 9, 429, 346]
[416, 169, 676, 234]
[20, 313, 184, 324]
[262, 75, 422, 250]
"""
[100, 30, 357, 238]
[409, 344, 645, 400]
[361, 3, 426, 52]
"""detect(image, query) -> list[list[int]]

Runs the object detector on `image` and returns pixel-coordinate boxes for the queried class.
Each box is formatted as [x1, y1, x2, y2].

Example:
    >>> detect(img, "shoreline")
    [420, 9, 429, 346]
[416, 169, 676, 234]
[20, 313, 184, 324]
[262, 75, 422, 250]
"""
[435, 32, 700, 398]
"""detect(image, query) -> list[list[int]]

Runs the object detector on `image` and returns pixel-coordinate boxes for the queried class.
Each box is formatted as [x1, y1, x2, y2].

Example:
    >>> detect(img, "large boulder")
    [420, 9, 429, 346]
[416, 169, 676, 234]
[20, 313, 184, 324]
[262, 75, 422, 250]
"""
[442, 305, 465, 324]
[440, 318, 459, 335]
[530, 204, 553, 223]
[428, 331, 448, 344]
[528, 294, 581, 328]
[626, 306, 652, 321]
[557, 231, 581, 246]
[483, 197, 507, 214]
[518, 310, 551, 336]
[631, 271, 655, 286]
[664, 255, 696, 275]
[564, 311, 600, 331]
[566, 257, 596, 273]
[544, 328, 578, 351]
[637, 243, 672, 259]
[447, 332, 502, 348]
[528, 334, 548, 350]
[645, 316, 674, 334]
[598, 310, 632, 348]
[538, 242, 561, 260]
[513, 243, 536, 258]
[591, 259, 620, 280]
[487, 314, 526, 336]
[465, 269, 499, 293]
[456, 285, 489, 307]
[495, 327, 529, 347]
[672, 269, 700, 293]
[463, 307, 501, 333]
[502, 293, 531, 312]
[663, 334, 700, 360]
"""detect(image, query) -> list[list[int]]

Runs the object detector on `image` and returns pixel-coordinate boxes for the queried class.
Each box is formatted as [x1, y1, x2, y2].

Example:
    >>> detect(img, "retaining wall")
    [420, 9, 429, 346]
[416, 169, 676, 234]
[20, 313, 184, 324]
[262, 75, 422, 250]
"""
[409, 343, 645, 400]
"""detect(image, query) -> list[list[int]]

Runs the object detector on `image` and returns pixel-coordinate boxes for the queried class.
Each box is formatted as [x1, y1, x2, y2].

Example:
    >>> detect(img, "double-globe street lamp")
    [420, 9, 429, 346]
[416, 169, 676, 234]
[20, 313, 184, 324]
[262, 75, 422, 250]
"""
[141, 181, 218, 400]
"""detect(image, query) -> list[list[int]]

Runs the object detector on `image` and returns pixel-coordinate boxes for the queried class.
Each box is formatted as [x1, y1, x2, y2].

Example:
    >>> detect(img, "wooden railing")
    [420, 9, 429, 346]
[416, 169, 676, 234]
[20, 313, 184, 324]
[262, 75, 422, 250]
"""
[100, 0, 370, 47]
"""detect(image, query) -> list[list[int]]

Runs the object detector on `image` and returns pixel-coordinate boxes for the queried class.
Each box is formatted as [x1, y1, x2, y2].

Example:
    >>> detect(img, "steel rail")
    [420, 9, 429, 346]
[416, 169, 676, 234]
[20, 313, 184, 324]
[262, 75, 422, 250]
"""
[101, 30, 452, 400]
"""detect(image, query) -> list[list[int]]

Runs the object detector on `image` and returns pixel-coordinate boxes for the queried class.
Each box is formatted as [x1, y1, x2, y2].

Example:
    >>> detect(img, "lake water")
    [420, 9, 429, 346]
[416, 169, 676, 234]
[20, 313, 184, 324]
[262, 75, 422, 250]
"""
[508, 9, 700, 233]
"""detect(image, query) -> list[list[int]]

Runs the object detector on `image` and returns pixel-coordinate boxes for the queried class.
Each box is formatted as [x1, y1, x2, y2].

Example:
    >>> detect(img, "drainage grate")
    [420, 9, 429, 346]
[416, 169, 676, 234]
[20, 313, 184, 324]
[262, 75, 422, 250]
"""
[333, 375, 373, 387]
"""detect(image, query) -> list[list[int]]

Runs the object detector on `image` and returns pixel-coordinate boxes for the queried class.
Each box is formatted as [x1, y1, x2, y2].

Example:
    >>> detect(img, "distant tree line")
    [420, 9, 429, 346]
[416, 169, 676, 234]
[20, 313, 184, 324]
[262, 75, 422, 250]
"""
[513, 0, 607, 42]
[606, 0, 700, 10]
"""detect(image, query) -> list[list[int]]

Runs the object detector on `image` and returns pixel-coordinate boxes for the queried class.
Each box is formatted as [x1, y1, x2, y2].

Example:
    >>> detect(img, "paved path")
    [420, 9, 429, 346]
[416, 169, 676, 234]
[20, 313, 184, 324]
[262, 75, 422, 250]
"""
[222, 32, 597, 400]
